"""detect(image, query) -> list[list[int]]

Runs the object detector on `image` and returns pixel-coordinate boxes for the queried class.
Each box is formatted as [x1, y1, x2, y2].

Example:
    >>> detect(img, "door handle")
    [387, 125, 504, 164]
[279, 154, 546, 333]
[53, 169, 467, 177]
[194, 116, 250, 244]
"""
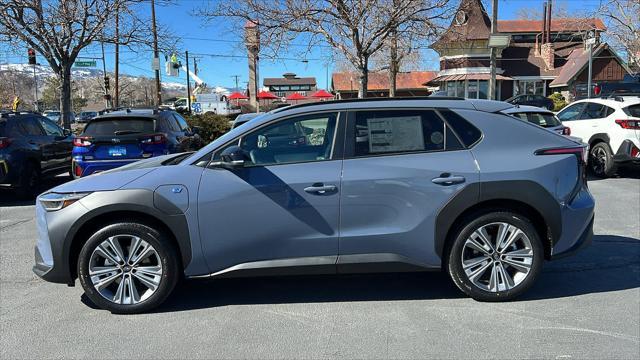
[432, 174, 465, 186]
[304, 183, 337, 195]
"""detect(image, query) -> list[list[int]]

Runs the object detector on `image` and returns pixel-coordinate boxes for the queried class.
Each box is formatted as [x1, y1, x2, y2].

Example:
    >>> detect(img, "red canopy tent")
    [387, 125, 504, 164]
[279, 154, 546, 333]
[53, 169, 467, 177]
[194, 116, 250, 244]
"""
[257, 91, 278, 99]
[228, 92, 248, 100]
[311, 89, 334, 100]
[285, 92, 306, 104]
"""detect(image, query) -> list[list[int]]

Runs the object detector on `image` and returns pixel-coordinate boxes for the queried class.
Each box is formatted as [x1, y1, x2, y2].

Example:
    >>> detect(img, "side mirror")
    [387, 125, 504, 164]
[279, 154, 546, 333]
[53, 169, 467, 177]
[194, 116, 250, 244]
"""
[210, 145, 246, 169]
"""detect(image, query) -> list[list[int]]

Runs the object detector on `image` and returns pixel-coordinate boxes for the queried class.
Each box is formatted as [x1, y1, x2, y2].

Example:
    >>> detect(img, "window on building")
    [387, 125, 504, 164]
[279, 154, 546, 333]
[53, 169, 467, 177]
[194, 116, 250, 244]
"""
[517, 80, 545, 96]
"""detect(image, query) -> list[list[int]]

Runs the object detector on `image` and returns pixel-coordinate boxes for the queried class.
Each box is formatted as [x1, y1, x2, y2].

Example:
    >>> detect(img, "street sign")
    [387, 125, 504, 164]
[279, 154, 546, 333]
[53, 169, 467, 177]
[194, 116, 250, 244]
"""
[488, 34, 511, 48]
[74, 60, 96, 67]
[152, 57, 160, 71]
[586, 37, 596, 46]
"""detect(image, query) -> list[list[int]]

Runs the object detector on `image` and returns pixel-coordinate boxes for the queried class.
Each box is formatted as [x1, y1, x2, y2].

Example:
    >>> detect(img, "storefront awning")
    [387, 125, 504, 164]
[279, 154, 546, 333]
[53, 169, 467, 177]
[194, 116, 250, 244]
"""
[425, 73, 513, 85]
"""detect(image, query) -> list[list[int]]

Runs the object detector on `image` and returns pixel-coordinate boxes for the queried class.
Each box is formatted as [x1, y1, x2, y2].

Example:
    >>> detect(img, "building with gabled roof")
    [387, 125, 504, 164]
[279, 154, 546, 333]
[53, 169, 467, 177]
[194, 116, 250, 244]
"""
[428, 0, 631, 101]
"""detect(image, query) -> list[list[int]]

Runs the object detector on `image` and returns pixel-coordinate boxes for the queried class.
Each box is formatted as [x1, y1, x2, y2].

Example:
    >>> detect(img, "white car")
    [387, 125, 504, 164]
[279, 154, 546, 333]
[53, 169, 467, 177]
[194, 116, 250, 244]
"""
[557, 96, 640, 177]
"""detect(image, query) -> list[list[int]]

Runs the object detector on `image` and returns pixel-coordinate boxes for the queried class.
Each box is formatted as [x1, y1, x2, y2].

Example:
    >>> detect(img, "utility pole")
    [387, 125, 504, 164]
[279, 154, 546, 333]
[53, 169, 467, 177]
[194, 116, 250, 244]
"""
[100, 39, 110, 109]
[489, 0, 498, 100]
[185, 51, 191, 114]
[587, 41, 593, 98]
[114, 5, 120, 108]
[32, 63, 38, 112]
[150, 0, 162, 106]
[231, 75, 240, 91]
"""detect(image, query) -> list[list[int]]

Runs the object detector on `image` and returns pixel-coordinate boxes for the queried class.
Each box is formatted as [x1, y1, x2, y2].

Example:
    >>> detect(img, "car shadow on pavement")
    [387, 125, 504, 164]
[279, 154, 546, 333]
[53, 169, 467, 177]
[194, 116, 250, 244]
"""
[0, 175, 71, 207]
[126, 234, 639, 313]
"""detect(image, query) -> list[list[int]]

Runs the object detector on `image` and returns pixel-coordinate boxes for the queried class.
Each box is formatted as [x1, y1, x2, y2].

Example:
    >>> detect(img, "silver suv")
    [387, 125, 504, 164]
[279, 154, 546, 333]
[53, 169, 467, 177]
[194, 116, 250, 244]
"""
[33, 98, 595, 313]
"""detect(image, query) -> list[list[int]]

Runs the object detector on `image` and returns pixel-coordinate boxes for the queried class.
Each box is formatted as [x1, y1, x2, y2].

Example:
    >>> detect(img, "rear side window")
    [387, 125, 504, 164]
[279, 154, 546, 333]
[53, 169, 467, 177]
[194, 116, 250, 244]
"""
[352, 109, 463, 157]
[623, 104, 640, 117]
[173, 114, 190, 131]
[526, 113, 561, 127]
[439, 109, 482, 147]
[84, 118, 155, 136]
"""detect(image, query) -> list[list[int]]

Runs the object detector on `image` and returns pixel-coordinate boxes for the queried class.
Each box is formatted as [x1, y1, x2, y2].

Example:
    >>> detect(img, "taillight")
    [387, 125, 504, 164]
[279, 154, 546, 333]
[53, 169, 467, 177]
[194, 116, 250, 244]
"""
[535, 146, 587, 164]
[140, 134, 167, 145]
[615, 119, 640, 130]
[0, 137, 12, 149]
[74, 163, 83, 177]
[562, 127, 571, 136]
[594, 85, 601, 96]
[73, 136, 92, 147]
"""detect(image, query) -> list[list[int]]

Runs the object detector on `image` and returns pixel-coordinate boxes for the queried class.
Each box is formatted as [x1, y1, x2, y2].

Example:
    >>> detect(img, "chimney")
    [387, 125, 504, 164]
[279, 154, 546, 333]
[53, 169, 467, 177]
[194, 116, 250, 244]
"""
[541, 0, 555, 70]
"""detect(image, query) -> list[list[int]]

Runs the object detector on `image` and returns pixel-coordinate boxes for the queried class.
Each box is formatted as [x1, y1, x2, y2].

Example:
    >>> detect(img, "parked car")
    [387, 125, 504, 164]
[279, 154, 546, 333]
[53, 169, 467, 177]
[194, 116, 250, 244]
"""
[71, 108, 203, 178]
[0, 112, 73, 198]
[76, 111, 98, 123]
[43, 110, 61, 123]
[231, 112, 264, 129]
[501, 105, 571, 136]
[34, 98, 594, 313]
[557, 95, 640, 177]
[574, 81, 640, 100]
[505, 94, 554, 110]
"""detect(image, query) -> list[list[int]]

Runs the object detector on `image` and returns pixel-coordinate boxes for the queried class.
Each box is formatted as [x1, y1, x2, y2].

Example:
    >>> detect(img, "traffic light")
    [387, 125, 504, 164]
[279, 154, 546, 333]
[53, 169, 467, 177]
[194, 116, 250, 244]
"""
[28, 48, 36, 65]
[104, 76, 110, 91]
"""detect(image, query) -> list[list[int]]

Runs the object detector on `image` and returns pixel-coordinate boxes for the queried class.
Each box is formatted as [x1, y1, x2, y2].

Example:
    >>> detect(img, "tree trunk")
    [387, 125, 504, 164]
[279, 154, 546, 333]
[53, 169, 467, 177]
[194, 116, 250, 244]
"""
[58, 65, 73, 130]
[389, 30, 398, 98]
[357, 58, 369, 98]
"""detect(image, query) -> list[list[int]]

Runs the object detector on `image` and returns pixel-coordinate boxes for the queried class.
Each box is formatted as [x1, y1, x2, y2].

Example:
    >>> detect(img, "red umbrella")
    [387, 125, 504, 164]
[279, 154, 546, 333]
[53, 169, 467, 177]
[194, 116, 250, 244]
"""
[228, 92, 248, 100]
[311, 89, 334, 99]
[257, 91, 278, 99]
[286, 92, 306, 104]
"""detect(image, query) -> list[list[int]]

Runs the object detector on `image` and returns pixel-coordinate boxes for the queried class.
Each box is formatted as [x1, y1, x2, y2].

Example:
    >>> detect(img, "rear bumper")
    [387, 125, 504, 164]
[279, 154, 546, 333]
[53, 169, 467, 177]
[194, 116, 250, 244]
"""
[73, 158, 141, 177]
[613, 139, 640, 165]
[550, 186, 595, 259]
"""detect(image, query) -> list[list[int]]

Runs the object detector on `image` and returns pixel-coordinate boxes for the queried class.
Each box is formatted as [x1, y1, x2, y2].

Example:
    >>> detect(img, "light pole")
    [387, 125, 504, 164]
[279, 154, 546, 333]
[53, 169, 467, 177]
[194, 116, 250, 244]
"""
[151, 0, 162, 106]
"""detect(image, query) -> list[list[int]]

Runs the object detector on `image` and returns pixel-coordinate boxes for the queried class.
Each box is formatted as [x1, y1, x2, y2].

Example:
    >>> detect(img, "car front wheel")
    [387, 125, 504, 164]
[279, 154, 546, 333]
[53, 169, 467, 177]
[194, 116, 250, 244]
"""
[78, 222, 179, 314]
[447, 211, 543, 301]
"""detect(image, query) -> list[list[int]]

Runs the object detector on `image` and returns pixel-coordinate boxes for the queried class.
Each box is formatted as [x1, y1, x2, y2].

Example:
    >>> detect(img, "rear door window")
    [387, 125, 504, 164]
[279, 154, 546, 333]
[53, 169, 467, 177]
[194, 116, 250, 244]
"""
[83, 118, 156, 136]
[580, 102, 606, 119]
[526, 113, 561, 127]
[350, 109, 463, 157]
[37, 117, 64, 136]
[20, 117, 46, 136]
[439, 109, 481, 147]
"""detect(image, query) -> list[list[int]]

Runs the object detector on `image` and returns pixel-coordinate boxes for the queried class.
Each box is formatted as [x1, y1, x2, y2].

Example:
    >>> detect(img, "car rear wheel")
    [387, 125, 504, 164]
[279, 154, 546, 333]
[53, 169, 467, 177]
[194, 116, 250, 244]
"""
[447, 211, 543, 301]
[589, 142, 616, 178]
[78, 222, 179, 314]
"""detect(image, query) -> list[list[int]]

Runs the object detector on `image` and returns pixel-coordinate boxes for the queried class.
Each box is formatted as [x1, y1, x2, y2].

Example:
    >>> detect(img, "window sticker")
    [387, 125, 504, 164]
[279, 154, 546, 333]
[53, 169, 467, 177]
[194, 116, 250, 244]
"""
[367, 116, 424, 153]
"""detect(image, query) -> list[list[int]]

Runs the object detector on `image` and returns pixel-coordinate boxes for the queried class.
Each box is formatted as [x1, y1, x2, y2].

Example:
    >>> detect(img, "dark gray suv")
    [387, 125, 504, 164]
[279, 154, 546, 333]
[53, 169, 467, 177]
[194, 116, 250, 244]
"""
[33, 98, 595, 313]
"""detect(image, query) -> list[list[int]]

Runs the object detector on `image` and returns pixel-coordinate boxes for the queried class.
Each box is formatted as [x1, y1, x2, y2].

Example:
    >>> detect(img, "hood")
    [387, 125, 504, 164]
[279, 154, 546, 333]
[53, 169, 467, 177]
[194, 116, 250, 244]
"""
[47, 167, 157, 194]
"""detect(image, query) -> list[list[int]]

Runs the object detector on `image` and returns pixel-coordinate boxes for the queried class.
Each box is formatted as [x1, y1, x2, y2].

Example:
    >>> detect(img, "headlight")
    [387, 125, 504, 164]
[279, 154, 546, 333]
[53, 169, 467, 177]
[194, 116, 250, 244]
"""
[38, 192, 90, 211]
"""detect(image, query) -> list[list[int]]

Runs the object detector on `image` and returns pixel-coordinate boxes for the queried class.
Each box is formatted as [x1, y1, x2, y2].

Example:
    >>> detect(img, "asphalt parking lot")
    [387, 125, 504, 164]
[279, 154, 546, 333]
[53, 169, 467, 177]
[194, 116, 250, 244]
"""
[1, 173, 639, 359]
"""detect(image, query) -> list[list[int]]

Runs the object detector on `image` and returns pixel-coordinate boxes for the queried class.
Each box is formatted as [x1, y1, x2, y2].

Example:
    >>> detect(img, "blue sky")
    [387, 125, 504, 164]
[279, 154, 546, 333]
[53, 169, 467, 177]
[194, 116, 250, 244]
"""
[2, 0, 605, 91]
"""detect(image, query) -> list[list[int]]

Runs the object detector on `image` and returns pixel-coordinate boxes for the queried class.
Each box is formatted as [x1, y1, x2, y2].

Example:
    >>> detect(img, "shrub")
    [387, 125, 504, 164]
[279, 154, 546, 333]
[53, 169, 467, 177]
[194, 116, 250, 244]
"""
[183, 112, 232, 144]
[548, 93, 567, 112]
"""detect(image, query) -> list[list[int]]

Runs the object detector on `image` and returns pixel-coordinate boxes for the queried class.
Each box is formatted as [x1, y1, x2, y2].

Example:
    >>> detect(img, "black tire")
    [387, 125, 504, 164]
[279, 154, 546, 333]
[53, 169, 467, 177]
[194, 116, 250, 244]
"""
[78, 222, 179, 314]
[447, 211, 543, 302]
[589, 142, 616, 178]
[15, 162, 39, 199]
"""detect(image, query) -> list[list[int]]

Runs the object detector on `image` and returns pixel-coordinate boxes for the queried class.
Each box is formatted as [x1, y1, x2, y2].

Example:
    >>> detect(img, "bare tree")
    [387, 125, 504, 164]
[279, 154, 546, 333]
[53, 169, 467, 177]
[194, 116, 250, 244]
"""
[205, 0, 450, 98]
[515, 1, 571, 20]
[598, 0, 640, 72]
[0, 0, 155, 128]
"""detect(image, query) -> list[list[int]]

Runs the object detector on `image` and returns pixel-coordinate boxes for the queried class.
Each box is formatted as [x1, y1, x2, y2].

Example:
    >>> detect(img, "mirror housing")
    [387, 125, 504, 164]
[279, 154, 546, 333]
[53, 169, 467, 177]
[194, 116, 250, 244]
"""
[210, 145, 246, 169]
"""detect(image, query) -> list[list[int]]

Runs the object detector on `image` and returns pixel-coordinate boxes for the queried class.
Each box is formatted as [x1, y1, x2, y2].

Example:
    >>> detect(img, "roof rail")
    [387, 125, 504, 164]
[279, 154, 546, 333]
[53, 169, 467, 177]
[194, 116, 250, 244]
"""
[601, 92, 640, 102]
[271, 96, 465, 113]
[0, 111, 38, 118]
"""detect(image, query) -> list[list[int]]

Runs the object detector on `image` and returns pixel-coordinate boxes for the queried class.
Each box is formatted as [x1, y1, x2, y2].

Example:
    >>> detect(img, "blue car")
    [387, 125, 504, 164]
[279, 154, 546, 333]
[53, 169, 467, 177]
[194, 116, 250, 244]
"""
[34, 98, 594, 313]
[72, 109, 202, 177]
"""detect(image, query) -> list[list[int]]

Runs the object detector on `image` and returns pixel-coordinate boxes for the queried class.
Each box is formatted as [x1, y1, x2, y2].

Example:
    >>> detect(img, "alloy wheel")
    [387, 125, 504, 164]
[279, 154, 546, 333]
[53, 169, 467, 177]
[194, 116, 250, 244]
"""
[88, 235, 163, 305]
[461, 222, 534, 292]
[590, 146, 607, 175]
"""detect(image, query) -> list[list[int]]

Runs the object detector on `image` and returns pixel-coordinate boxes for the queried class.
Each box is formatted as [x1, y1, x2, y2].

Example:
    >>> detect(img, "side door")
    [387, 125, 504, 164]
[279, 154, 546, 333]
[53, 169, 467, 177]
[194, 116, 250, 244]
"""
[18, 117, 52, 171]
[36, 116, 72, 171]
[557, 102, 588, 139]
[197, 111, 343, 275]
[338, 108, 480, 269]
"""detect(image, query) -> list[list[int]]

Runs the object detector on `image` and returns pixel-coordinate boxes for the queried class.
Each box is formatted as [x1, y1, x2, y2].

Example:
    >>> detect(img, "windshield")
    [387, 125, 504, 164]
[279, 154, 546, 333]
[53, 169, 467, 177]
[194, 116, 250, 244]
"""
[83, 118, 155, 136]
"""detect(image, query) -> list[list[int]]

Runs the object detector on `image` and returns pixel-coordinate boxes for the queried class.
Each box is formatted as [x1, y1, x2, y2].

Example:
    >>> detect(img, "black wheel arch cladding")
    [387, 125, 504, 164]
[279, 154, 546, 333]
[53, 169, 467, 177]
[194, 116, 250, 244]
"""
[435, 180, 561, 259]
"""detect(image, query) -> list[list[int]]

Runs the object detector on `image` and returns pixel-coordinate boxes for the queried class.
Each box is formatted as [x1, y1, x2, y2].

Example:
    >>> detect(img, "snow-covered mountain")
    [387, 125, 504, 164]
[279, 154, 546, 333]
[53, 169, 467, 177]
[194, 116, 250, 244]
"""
[0, 63, 186, 91]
